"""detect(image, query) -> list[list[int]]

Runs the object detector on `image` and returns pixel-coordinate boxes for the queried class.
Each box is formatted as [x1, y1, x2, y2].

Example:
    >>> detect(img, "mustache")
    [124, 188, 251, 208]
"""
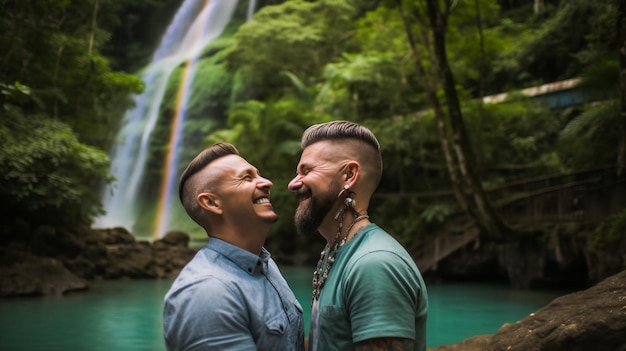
[294, 187, 311, 200]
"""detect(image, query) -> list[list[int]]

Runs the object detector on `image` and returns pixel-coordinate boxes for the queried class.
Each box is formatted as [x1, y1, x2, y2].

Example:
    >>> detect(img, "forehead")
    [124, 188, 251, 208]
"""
[207, 154, 254, 177]
[298, 141, 342, 166]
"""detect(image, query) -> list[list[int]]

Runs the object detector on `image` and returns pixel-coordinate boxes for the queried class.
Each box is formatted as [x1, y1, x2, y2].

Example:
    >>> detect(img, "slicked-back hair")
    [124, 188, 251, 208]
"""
[178, 142, 240, 203]
[301, 120, 383, 188]
[301, 120, 380, 151]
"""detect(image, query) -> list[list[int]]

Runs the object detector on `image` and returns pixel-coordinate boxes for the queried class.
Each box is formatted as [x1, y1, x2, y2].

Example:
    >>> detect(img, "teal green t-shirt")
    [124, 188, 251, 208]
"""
[308, 224, 428, 351]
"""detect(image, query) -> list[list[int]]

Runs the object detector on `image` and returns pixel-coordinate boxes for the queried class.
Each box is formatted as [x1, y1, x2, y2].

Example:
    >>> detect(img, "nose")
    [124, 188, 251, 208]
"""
[257, 175, 273, 189]
[288, 174, 302, 192]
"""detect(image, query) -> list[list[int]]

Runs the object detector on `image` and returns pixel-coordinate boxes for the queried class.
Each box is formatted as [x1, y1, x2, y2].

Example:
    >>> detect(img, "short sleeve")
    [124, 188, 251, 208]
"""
[164, 277, 256, 351]
[343, 251, 421, 343]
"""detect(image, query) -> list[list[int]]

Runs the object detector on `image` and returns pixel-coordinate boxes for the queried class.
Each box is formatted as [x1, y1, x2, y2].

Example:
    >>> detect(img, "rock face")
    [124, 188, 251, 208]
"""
[429, 269, 626, 351]
[0, 251, 88, 296]
[0, 227, 198, 297]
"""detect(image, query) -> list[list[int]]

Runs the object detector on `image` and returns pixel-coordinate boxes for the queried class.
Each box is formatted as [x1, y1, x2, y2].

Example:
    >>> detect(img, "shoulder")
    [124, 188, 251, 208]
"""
[165, 275, 241, 308]
[349, 226, 417, 271]
[358, 224, 406, 250]
[342, 228, 423, 294]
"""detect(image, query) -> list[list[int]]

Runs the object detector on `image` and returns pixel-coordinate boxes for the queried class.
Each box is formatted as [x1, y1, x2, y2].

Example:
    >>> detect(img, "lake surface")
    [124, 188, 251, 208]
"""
[0, 267, 566, 350]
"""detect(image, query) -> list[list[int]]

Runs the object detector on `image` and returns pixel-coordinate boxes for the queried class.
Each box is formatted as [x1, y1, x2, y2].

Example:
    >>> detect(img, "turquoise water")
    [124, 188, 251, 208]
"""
[0, 267, 565, 350]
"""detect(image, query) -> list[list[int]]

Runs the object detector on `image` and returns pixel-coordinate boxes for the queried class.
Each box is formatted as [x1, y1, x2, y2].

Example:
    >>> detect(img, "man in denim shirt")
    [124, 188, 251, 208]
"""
[163, 143, 304, 351]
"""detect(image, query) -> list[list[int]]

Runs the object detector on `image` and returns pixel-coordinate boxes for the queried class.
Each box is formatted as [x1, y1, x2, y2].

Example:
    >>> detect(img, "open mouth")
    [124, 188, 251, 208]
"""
[254, 197, 270, 204]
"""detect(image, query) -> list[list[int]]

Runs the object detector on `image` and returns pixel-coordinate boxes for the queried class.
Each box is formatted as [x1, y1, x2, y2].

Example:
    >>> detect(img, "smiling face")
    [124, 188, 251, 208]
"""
[288, 141, 345, 236]
[206, 154, 278, 225]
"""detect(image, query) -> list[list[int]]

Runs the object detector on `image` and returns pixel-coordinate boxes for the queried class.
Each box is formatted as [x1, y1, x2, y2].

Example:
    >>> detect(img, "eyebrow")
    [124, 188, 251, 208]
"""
[296, 163, 311, 174]
[235, 166, 259, 178]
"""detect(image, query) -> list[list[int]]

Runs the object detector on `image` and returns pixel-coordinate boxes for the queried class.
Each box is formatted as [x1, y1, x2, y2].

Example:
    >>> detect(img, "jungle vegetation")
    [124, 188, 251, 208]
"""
[0, 0, 624, 264]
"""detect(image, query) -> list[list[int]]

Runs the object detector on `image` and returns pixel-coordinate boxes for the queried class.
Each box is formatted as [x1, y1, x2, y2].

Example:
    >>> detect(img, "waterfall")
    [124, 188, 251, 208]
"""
[96, 0, 252, 237]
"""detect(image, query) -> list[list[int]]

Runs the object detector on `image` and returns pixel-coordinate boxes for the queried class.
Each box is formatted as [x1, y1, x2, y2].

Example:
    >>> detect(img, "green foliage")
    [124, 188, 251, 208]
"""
[420, 203, 454, 224]
[104, 0, 188, 71]
[2, 0, 620, 262]
[558, 101, 620, 170]
[594, 209, 626, 243]
[0, 112, 110, 232]
[0, 0, 146, 238]
[366, 113, 447, 192]
[351, 6, 429, 113]
[1, 81, 36, 110]
[471, 99, 565, 179]
[151, 0, 625, 257]
[0, 0, 144, 149]
[496, 0, 619, 86]
[586, 208, 626, 281]
[188, 62, 234, 115]
[226, 0, 358, 100]
[316, 52, 416, 119]
[369, 196, 441, 246]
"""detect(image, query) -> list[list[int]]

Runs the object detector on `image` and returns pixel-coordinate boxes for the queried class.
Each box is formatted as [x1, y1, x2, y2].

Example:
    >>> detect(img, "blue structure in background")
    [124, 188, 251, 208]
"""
[483, 78, 600, 109]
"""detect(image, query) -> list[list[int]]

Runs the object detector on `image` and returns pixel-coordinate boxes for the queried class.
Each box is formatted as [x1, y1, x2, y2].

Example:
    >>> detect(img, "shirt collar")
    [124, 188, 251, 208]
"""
[207, 238, 270, 275]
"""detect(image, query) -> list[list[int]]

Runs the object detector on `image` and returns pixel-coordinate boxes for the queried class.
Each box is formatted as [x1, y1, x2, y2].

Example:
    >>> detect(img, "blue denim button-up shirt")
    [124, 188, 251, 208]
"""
[163, 238, 304, 351]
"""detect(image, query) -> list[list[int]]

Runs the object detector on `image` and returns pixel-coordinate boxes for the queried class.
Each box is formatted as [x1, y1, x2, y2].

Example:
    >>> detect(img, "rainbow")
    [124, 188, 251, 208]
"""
[98, 0, 246, 238]
[153, 0, 211, 238]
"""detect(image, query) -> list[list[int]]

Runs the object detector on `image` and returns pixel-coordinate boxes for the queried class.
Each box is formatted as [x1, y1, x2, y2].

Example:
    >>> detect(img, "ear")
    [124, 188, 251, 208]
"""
[344, 161, 360, 188]
[197, 192, 222, 215]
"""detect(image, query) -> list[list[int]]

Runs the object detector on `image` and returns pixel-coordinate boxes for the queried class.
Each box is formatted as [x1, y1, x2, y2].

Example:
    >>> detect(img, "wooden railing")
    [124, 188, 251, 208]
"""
[413, 222, 480, 272]
[408, 167, 626, 272]
[496, 171, 626, 225]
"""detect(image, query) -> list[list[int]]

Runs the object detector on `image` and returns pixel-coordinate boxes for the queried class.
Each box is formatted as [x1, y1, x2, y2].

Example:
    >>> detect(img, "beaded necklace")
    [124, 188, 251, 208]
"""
[311, 213, 369, 303]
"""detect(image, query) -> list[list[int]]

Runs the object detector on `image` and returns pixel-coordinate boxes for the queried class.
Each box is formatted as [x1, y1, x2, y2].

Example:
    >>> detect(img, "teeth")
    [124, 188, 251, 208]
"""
[255, 198, 269, 204]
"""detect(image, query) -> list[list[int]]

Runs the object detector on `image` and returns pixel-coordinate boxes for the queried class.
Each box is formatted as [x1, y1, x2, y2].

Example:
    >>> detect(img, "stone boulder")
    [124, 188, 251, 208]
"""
[102, 239, 157, 279]
[96, 227, 137, 245]
[156, 230, 190, 247]
[0, 228, 198, 297]
[0, 248, 87, 297]
[153, 231, 197, 278]
[88, 228, 196, 279]
[429, 269, 626, 351]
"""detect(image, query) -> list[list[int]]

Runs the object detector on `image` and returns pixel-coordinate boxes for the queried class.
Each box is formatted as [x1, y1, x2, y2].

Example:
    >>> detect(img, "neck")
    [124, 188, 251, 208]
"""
[211, 225, 268, 255]
[320, 210, 370, 246]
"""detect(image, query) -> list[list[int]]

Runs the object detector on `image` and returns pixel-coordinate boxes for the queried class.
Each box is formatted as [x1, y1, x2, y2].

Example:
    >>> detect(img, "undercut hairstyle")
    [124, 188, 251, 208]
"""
[301, 120, 383, 188]
[178, 142, 239, 227]
[301, 120, 380, 151]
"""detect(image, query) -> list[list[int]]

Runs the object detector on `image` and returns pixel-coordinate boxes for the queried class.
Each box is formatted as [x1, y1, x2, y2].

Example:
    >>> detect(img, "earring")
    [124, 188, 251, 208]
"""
[337, 184, 349, 198]
[345, 192, 356, 210]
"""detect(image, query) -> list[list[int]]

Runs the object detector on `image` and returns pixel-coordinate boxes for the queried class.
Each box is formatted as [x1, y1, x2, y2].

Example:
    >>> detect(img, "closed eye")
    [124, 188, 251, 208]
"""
[296, 168, 310, 176]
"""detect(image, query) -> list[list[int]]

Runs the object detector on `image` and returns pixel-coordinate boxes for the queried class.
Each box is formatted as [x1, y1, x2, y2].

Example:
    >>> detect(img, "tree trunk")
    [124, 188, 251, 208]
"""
[474, 0, 486, 176]
[425, 0, 512, 239]
[618, 0, 626, 177]
[534, 0, 545, 14]
[88, 0, 99, 56]
[395, 0, 475, 217]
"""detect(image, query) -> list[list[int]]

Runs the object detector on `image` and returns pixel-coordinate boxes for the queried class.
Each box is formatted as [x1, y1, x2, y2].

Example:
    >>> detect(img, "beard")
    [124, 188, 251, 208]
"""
[294, 180, 341, 236]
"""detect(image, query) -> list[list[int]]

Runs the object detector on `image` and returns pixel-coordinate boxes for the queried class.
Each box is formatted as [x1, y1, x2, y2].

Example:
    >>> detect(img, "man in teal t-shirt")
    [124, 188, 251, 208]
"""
[288, 121, 428, 351]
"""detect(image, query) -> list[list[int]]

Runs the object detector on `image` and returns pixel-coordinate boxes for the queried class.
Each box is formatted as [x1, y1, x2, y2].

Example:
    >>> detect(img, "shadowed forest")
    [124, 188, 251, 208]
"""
[1, 0, 625, 289]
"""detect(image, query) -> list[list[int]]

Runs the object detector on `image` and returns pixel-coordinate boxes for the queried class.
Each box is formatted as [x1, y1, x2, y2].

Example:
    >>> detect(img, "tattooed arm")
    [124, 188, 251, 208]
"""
[354, 337, 415, 351]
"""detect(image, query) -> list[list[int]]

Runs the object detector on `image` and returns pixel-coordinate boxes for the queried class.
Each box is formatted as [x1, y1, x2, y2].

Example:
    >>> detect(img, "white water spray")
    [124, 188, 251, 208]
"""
[96, 0, 248, 234]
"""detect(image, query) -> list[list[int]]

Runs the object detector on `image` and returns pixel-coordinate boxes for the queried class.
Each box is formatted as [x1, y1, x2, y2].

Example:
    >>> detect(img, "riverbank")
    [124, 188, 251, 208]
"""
[0, 227, 196, 297]
[1, 226, 625, 349]
[429, 269, 626, 351]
